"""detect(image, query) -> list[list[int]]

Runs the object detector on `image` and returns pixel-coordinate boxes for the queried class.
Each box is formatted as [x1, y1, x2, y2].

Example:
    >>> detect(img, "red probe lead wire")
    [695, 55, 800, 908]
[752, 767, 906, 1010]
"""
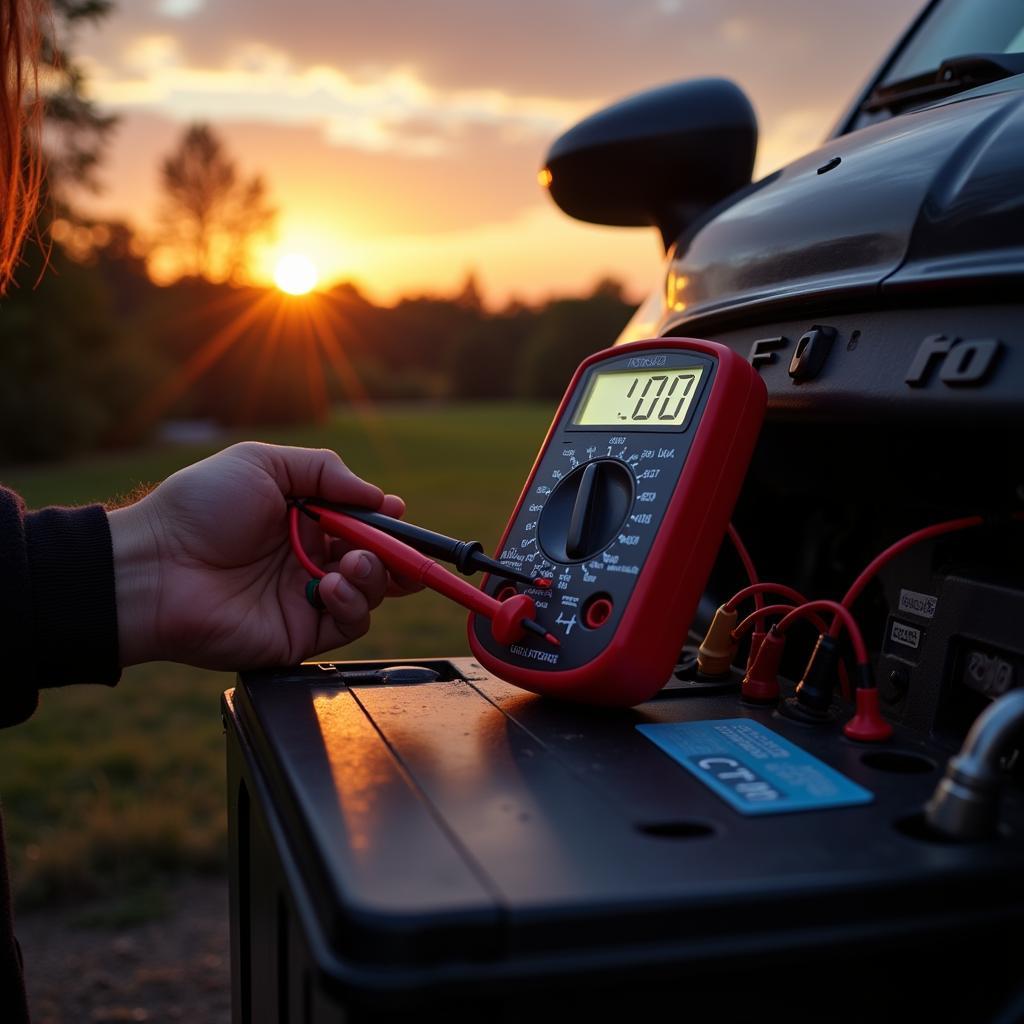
[289, 505, 326, 579]
[288, 504, 559, 648]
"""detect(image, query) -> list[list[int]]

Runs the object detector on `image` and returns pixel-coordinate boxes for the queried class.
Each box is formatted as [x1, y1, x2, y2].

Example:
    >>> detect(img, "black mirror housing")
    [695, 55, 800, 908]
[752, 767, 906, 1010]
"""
[541, 78, 757, 248]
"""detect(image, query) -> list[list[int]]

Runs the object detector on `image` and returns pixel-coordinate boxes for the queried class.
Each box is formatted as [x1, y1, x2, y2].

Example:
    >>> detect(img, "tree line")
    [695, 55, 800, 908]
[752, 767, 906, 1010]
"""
[0, 227, 636, 462]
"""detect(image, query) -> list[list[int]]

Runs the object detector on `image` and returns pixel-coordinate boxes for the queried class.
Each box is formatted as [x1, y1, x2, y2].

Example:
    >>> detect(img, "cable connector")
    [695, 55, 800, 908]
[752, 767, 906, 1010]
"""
[746, 628, 768, 671]
[741, 627, 785, 704]
[843, 667, 893, 742]
[781, 633, 839, 724]
[697, 604, 739, 677]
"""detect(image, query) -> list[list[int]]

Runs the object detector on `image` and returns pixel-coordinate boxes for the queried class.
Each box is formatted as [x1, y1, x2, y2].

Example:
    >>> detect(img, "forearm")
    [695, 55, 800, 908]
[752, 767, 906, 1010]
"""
[107, 501, 163, 667]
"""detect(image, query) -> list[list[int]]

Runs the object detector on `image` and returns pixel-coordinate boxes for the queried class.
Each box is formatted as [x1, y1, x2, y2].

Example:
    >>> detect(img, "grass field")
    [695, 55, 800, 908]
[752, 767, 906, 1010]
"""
[0, 401, 555, 910]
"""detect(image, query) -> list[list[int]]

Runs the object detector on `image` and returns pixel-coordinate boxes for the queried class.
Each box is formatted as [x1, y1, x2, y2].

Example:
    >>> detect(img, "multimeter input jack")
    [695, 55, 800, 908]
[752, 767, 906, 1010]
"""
[496, 584, 519, 603]
[582, 594, 614, 629]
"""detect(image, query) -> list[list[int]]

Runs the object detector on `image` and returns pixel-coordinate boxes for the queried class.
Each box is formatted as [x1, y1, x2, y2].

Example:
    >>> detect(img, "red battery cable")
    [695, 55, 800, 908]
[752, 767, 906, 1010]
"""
[778, 599, 869, 665]
[725, 582, 809, 612]
[726, 524, 763, 608]
[829, 514, 1017, 639]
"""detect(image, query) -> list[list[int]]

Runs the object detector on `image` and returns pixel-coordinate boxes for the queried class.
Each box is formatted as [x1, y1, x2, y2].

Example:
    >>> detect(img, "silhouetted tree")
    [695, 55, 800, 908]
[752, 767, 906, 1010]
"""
[517, 280, 636, 399]
[0, 239, 164, 461]
[40, 1, 117, 193]
[448, 308, 535, 399]
[223, 175, 275, 281]
[454, 270, 484, 311]
[155, 123, 276, 282]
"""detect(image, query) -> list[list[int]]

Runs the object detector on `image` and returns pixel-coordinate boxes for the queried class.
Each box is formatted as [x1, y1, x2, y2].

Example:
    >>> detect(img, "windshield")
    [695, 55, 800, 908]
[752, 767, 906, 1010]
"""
[882, 0, 1024, 85]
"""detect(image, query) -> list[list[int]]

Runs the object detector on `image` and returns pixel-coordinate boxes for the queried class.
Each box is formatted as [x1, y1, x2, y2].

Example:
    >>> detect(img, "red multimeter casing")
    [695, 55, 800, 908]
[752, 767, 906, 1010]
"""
[468, 337, 766, 706]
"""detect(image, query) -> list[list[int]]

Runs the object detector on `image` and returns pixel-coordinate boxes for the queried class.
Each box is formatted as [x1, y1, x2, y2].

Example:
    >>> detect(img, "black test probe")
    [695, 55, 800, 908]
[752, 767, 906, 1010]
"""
[295, 499, 548, 588]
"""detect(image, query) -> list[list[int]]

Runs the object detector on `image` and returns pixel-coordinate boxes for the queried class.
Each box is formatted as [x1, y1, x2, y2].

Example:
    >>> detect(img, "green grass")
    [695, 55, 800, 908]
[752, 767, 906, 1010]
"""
[0, 401, 555, 907]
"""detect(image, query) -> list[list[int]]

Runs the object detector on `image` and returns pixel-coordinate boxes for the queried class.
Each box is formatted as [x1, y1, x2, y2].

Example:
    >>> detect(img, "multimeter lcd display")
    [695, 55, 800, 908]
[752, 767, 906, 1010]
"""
[573, 366, 705, 428]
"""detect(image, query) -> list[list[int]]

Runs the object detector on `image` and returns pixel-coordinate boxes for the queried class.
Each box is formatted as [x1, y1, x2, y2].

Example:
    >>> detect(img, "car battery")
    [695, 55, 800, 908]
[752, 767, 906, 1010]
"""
[224, 656, 1024, 1024]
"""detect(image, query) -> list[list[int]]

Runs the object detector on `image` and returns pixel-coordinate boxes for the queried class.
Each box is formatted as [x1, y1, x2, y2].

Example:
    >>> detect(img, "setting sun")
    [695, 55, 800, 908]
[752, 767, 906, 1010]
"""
[274, 253, 319, 295]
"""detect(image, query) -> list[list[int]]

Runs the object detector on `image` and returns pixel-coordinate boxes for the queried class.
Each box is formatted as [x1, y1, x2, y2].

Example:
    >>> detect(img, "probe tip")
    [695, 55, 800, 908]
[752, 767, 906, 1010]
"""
[522, 618, 560, 647]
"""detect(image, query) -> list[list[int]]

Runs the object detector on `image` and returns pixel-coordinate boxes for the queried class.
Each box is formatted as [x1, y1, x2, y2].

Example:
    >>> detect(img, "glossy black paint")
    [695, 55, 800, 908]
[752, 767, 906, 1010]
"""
[663, 84, 1024, 332]
[542, 78, 756, 247]
[696, 306, 1021, 422]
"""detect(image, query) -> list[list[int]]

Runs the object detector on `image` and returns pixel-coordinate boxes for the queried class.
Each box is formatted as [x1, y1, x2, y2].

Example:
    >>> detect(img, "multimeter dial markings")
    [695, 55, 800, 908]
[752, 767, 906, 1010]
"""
[538, 459, 634, 562]
[486, 435, 682, 660]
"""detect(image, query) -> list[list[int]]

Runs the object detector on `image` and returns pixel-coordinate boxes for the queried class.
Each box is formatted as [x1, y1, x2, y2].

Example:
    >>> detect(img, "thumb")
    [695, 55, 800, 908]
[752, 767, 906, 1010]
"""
[232, 442, 385, 507]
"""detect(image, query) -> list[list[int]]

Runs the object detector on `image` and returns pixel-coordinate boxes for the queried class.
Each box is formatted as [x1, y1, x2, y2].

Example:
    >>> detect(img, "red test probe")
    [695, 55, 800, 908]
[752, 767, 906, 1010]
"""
[288, 503, 559, 649]
[302, 499, 548, 588]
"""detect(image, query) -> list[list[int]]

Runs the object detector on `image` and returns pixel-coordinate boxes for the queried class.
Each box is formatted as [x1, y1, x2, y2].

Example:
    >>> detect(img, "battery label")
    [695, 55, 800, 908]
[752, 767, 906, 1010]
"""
[898, 588, 937, 619]
[636, 719, 873, 816]
[890, 619, 922, 650]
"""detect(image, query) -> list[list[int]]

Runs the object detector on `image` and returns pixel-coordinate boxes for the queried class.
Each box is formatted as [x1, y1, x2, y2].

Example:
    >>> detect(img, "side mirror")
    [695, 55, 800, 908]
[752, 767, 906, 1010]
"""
[540, 78, 757, 249]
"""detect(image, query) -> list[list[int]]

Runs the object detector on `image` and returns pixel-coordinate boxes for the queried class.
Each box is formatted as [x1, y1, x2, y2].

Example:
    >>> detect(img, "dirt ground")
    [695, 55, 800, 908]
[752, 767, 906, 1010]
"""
[16, 877, 230, 1024]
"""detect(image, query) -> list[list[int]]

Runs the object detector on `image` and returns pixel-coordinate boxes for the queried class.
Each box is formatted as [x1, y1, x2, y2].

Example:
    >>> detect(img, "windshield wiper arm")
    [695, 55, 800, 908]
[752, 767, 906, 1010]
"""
[864, 52, 1024, 114]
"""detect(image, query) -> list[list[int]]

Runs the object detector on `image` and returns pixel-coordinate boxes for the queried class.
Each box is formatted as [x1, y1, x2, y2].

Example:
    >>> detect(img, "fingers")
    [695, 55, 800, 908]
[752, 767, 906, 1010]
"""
[321, 493, 418, 599]
[231, 441, 385, 508]
[325, 542, 422, 599]
[317, 571, 372, 636]
[304, 555, 420, 657]
[379, 493, 406, 518]
[306, 565, 382, 656]
[324, 492, 405, 562]
[337, 549, 390, 610]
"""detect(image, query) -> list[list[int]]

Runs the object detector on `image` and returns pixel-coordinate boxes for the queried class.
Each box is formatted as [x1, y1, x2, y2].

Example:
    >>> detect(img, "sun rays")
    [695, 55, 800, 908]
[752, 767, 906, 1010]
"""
[121, 283, 400, 464]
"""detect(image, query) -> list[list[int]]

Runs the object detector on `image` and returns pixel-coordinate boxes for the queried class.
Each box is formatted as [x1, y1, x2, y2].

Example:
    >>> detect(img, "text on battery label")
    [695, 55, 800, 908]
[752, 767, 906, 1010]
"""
[890, 620, 922, 649]
[898, 589, 938, 619]
[690, 755, 781, 802]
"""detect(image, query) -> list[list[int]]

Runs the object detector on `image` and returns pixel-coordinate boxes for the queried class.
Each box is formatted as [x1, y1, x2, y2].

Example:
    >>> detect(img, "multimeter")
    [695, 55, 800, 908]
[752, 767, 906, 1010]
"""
[468, 337, 766, 706]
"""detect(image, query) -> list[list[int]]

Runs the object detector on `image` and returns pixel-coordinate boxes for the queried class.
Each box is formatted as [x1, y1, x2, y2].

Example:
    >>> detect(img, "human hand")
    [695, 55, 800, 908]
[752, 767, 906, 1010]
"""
[107, 442, 418, 669]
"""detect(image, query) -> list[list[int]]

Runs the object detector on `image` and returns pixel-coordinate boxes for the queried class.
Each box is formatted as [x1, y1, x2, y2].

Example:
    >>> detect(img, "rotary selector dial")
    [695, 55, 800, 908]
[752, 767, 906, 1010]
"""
[538, 459, 634, 562]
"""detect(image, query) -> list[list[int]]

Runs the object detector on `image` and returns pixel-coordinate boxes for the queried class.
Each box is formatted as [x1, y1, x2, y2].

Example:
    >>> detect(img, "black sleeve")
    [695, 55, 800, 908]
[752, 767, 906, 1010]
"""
[0, 485, 121, 728]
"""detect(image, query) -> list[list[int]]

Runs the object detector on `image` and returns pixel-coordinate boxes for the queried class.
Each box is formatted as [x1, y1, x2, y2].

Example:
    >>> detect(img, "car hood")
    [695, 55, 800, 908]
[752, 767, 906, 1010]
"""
[664, 83, 1024, 328]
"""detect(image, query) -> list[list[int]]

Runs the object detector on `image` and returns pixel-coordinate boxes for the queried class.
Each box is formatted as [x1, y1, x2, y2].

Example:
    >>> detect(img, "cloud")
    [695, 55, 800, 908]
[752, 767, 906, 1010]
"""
[85, 38, 587, 160]
[81, 0, 924, 176]
[74, 0, 924, 299]
[157, 0, 205, 18]
[84, 112, 548, 238]
[83, 0, 920, 107]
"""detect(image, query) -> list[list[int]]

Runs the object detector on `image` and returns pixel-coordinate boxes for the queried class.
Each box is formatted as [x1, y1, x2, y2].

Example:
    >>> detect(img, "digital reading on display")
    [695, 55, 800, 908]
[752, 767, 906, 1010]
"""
[573, 366, 705, 427]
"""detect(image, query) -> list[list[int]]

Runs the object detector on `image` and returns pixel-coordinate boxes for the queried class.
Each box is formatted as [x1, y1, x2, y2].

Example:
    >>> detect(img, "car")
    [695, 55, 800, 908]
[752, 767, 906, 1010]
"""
[541, 0, 1023, 747]
[224, 3, 1024, 1020]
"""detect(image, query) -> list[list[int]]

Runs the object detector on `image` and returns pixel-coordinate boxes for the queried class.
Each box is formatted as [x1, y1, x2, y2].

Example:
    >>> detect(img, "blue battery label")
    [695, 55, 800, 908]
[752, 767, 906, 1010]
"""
[636, 718, 873, 816]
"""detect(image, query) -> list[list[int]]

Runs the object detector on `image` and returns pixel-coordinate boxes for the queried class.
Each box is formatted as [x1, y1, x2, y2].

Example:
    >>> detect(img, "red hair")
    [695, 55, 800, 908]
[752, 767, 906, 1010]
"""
[0, 0, 44, 292]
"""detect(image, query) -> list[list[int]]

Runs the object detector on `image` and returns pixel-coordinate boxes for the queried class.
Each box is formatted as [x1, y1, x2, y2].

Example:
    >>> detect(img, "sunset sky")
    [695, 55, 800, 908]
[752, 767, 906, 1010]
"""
[76, 0, 923, 305]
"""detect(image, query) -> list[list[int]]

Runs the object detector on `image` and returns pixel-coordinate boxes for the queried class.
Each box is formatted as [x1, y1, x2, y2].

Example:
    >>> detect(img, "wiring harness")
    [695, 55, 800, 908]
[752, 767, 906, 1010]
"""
[699, 514, 1022, 743]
